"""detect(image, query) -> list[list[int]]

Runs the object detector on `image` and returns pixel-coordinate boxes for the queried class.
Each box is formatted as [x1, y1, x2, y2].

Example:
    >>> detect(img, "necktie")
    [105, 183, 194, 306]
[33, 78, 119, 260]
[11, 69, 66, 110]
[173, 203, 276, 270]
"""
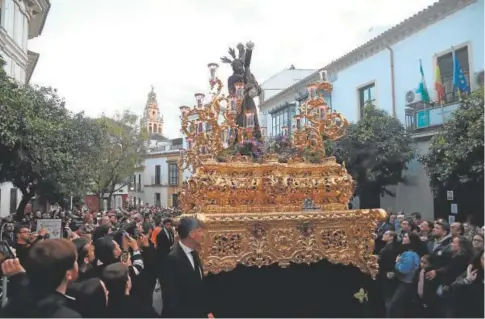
[169, 229, 174, 244]
[190, 250, 202, 278]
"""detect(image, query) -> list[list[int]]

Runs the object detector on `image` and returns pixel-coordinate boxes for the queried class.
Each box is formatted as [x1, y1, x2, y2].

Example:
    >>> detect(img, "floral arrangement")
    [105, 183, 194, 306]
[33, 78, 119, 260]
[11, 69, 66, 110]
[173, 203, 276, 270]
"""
[215, 134, 327, 164]
[216, 137, 264, 162]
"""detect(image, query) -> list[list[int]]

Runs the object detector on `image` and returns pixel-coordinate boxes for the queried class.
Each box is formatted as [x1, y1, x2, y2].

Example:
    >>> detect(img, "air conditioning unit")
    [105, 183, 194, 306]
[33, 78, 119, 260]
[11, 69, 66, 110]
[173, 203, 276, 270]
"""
[405, 90, 419, 105]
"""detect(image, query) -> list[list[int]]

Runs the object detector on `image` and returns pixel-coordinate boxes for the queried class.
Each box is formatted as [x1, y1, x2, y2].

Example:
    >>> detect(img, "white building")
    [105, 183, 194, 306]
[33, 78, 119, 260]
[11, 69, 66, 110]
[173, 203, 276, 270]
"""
[258, 0, 484, 220]
[128, 88, 183, 208]
[0, 0, 50, 217]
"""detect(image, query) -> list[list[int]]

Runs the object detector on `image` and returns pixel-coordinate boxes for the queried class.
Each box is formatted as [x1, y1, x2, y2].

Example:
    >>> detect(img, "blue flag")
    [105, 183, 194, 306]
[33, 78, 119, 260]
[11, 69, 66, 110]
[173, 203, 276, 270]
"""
[453, 51, 470, 96]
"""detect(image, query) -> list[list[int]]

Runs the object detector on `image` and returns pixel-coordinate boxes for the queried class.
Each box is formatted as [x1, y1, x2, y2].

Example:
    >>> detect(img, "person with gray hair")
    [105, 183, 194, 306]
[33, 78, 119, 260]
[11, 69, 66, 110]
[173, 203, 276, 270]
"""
[158, 216, 212, 318]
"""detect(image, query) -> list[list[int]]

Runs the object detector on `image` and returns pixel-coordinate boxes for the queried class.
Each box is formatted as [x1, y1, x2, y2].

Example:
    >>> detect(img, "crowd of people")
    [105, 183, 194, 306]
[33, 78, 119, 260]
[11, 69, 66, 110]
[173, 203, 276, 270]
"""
[0, 207, 483, 318]
[0, 205, 190, 318]
[375, 212, 484, 318]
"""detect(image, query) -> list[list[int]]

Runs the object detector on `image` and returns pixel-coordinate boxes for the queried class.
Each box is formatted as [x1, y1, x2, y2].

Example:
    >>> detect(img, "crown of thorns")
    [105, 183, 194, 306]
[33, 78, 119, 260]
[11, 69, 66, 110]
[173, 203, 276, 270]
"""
[220, 43, 245, 65]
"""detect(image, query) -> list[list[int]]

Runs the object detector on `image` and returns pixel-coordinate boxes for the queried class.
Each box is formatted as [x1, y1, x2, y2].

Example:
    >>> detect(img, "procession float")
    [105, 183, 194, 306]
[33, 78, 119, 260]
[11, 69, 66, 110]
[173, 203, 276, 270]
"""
[177, 41, 386, 317]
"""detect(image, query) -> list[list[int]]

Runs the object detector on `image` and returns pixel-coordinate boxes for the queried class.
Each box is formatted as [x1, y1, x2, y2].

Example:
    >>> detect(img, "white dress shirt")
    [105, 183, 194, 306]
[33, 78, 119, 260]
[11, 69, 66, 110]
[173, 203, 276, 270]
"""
[179, 241, 202, 278]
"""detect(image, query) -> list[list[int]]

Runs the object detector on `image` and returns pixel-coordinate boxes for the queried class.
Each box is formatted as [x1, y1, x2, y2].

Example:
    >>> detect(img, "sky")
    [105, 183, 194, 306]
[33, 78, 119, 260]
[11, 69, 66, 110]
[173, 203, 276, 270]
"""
[29, 0, 437, 139]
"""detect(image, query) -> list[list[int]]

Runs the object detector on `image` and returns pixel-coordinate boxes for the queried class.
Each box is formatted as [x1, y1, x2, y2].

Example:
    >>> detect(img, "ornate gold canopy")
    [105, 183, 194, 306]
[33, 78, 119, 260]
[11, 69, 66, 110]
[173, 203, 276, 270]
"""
[177, 42, 385, 278]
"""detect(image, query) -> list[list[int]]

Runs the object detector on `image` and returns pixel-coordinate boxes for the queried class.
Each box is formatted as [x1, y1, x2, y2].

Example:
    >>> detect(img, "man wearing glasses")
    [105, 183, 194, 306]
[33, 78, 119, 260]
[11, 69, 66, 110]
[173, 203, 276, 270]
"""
[14, 224, 47, 266]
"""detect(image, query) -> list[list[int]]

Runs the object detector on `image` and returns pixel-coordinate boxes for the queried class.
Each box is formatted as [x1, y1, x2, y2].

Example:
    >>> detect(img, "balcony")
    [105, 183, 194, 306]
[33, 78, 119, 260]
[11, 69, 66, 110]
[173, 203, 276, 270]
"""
[405, 92, 460, 134]
[147, 144, 183, 154]
[146, 176, 171, 186]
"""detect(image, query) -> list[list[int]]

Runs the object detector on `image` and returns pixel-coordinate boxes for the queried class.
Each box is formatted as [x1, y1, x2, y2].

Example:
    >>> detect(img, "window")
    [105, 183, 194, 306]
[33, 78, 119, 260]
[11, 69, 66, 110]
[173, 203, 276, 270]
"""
[23, 17, 28, 51]
[358, 83, 376, 117]
[14, 4, 25, 50]
[172, 194, 179, 208]
[3, 0, 14, 37]
[169, 163, 178, 186]
[10, 188, 17, 215]
[155, 193, 161, 207]
[138, 174, 141, 191]
[133, 175, 136, 190]
[437, 46, 470, 104]
[154, 165, 161, 185]
[271, 107, 291, 137]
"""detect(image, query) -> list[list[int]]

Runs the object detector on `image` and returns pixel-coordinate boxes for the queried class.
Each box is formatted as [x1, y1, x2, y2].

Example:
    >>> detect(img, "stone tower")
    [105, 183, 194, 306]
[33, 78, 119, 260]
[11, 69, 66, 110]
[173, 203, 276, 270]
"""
[141, 86, 163, 135]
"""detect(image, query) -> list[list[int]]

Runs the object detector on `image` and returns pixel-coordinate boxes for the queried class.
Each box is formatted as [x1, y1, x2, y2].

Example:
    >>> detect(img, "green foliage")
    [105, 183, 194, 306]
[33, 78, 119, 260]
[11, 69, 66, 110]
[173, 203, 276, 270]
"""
[326, 103, 414, 204]
[419, 90, 484, 193]
[91, 111, 148, 206]
[0, 74, 103, 218]
[0, 55, 112, 218]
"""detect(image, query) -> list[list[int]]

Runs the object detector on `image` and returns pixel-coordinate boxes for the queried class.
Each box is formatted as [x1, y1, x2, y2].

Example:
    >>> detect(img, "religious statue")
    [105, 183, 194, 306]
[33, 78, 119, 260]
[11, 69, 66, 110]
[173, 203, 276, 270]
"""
[221, 41, 262, 141]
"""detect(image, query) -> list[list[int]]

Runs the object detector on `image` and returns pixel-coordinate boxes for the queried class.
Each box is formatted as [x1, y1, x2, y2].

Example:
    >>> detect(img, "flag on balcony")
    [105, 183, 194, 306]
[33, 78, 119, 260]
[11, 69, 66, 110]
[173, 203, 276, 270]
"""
[416, 59, 430, 103]
[452, 51, 470, 98]
[434, 60, 445, 105]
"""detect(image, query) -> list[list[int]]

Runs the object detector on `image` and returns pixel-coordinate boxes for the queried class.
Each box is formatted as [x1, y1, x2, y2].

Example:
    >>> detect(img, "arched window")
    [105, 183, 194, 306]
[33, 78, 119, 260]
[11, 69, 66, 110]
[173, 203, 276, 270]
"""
[149, 124, 152, 133]
[158, 125, 162, 133]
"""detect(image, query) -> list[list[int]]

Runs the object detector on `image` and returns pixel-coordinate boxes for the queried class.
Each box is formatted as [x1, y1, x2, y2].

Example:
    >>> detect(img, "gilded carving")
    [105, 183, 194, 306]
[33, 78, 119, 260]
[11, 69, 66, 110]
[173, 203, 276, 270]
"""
[176, 43, 386, 279]
[209, 232, 243, 257]
[190, 209, 385, 279]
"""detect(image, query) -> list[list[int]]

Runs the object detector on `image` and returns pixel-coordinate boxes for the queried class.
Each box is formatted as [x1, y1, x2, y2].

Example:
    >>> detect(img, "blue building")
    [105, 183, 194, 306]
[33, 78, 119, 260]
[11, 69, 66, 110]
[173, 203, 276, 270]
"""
[258, 0, 484, 220]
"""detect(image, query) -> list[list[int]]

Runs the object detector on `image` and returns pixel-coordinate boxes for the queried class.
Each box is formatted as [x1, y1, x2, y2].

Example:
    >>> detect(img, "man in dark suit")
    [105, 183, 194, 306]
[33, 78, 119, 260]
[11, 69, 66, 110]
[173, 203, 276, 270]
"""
[155, 218, 174, 265]
[159, 216, 211, 318]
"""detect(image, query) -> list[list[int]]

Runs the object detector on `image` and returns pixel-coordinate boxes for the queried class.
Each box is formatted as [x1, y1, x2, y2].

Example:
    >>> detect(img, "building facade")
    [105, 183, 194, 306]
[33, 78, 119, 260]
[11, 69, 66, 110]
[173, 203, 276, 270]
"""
[0, 0, 50, 217]
[128, 88, 184, 208]
[258, 0, 484, 220]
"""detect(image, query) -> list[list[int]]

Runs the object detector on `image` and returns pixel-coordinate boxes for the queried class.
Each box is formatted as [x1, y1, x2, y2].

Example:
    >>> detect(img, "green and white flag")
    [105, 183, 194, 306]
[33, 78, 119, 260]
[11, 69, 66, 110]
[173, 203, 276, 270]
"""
[416, 59, 430, 103]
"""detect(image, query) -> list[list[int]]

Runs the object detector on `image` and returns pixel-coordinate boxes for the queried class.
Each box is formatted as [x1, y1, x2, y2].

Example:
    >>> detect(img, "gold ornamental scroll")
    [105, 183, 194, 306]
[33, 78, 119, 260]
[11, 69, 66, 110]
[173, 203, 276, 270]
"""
[187, 208, 385, 279]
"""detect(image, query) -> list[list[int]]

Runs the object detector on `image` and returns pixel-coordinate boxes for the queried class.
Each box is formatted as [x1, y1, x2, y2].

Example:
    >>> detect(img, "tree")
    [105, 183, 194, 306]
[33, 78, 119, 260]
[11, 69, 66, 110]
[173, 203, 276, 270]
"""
[92, 111, 147, 209]
[419, 90, 484, 193]
[1, 54, 104, 219]
[0, 82, 104, 219]
[326, 103, 414, 208]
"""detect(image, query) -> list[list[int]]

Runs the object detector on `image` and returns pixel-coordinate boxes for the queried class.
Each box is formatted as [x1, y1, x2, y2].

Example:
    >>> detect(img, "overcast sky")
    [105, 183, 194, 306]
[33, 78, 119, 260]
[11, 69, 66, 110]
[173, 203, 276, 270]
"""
[29, 0, 437, 138]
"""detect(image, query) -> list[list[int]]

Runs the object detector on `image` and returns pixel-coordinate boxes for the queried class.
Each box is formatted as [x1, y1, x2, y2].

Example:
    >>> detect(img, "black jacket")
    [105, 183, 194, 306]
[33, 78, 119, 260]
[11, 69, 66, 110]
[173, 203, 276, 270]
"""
[155, 227, 174, 265]
[105, 294, 158, 318]
[0, 290, 81, 318]
[1, 273, 81, 318]
[160, 242, 210, 318]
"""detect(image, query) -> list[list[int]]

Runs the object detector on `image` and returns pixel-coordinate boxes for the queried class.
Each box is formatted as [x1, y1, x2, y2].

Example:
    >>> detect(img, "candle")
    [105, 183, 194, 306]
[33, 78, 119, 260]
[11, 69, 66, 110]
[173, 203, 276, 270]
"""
[245, 112, 254, 128]
[186, 138, 193, 149]
[306, 83, 318, 100]
[295, 115, 302, 130]
[207, 63, 219, 81]
[319, 104, 327, 120]
[282, 125, 288, 136]
[179, 105, 190, 117]
[195, 93, 205, 108]
[228, 95, 237, 112]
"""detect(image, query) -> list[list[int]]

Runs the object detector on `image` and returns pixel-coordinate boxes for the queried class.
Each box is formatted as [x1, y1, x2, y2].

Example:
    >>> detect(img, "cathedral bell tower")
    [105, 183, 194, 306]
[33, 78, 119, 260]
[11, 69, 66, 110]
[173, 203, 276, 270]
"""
[141, 86, 163, 135]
